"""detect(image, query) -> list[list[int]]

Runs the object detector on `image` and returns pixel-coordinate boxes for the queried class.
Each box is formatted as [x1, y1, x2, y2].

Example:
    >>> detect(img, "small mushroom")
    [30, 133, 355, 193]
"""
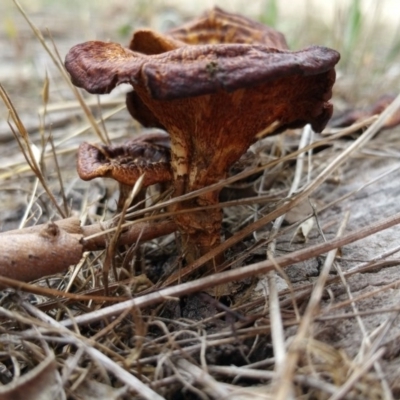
[77, 131, 171, 210]
[77, 131, 171, 187]
[65, 8, 340, 261]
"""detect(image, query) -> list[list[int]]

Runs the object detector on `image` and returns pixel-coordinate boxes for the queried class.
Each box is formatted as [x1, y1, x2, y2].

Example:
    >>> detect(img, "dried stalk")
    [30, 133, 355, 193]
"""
[0, 217, 176, 282]
[0, 222, 82, 282]
[266, 124, 313, 382]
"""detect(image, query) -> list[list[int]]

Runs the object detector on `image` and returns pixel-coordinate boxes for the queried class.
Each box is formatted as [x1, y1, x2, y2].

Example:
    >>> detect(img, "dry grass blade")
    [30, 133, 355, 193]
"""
[99, 116, 377, 228]
[18, 178, 39, 229]
[208, 365, 338, 395]
[0, 84, 65, 217]
[330, 347, 386, 400]
[0, 353, 61, 400]
[327, 277, 400, 314]
[49, 136, 69, 217]
[333, 245, 394, 399]
[0, 275, 130, 303]
[177, 359, 231, 398]
[12, 0, 108, 144]
[103, 174, 146, 294]
[266, 125, 314, 384]
[8, 302, 165, 400]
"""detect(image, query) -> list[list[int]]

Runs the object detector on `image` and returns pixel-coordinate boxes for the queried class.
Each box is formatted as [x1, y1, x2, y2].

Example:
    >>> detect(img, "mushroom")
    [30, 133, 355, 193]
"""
[65, 7, 340, 262]
[77, 131, 171, 187]
[77, 131, 171, 210]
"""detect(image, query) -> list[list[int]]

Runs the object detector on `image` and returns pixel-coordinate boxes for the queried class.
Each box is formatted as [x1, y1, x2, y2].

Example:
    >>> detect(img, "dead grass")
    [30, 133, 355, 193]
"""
[1, 1, 400, 399]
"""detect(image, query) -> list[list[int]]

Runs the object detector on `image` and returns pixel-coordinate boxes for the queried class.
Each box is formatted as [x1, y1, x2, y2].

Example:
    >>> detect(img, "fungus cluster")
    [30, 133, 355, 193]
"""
[65, 7, 340, 262]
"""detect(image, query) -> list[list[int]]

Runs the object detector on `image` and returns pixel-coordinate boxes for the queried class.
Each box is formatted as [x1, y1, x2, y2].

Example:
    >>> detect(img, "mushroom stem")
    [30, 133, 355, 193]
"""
[172, 189, 223, 264]
[169, 143, 226, 264]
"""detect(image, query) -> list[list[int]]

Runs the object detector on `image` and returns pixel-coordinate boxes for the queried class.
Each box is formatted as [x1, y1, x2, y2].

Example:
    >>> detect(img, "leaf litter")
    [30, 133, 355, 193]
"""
[1, 1, 400, 399]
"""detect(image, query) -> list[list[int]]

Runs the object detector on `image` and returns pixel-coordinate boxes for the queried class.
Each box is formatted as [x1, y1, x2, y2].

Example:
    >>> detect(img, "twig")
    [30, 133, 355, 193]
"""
[0, 217, 177, 282]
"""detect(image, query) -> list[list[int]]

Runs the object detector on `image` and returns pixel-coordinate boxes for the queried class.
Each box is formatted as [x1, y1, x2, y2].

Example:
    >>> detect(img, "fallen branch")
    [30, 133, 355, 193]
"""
[0, 221, 82, 282]
[0, 217, 177, 282]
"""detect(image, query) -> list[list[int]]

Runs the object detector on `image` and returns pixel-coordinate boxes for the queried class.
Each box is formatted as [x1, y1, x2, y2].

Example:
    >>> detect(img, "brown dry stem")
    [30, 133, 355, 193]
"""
[0, 221, 82, 282]
[0, 217, 177, 282]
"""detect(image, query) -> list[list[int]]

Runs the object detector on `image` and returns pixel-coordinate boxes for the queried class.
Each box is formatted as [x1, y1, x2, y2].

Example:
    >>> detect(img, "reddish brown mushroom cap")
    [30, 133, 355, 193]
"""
[77, 132, 172, 187]
[65, 41, 339, 146]
[66, 42, 338, 181]
[123, 6, 289, 130]
[66, 42, 338, 102]
[165, 6, 288, 48]
[129, 7, 288, 52]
